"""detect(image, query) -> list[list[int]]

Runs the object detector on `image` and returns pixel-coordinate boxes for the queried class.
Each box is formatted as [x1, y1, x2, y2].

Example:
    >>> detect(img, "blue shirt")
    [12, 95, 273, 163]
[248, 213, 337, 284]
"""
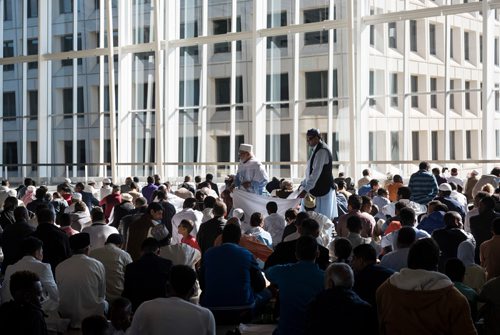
[266, 261, 324, 335]
[358, 184, 371, 196]
[200, 243, 264, 309]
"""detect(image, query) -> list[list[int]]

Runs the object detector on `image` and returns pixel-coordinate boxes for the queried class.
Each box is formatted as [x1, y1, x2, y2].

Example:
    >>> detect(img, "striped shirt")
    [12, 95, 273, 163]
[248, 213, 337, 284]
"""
[408, 170, 438, 205]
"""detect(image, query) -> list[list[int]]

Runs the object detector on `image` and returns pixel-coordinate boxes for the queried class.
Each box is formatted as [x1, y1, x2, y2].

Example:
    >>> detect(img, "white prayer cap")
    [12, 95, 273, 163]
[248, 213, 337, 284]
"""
[121, 193, 133, 202]
[239, 143, 253, 153]
[102, 178, 111, 184]
[72, 192, 83, 201]
[232, 208, 245, 220]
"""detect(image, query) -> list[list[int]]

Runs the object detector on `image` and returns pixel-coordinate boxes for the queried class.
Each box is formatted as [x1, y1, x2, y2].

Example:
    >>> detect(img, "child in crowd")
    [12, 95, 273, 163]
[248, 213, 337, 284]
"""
[178, 219, 201, 251]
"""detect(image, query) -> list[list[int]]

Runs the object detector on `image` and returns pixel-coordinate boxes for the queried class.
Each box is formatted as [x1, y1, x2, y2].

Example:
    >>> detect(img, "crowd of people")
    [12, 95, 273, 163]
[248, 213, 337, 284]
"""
[0, 150, 499, 334]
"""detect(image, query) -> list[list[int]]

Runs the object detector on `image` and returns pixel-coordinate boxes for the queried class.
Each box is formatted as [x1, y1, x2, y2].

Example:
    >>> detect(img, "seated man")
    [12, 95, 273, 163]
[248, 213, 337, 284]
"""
[266, 236, 325, 335]
[306, 263, 377, 334]
[0, 271, 47, 334]
[377, 238, 476, 335]
[265, 218, 330, 271]
[128, 265, 216, 334]
[199, 223, 266, 325]
[2, 237, 59, 313]
[380, 227, 416, 272]
[122, 237, 172, 312]
[56, 233, 107, 329]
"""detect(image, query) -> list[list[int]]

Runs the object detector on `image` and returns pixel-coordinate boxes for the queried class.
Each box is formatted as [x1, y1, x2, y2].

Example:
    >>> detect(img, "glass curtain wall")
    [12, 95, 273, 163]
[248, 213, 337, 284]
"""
[1, 0, 500, 183]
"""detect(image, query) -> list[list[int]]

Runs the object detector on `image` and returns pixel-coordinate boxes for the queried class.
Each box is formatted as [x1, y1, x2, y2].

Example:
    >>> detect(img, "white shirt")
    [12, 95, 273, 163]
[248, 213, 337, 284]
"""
[302, 143, 330, 193]
[89, 244, 133, 302]
[236, 157, 269, 194]
[464, 207, 478, 233]
[100, 185, 113, 201]
[307, 210, 335, 247]
[381, 227, 431, 250]
[263, 213, 286, 247]
[127, 297, 215, 335]
[171, 208, 203, 245]
[159, 244, 201, 268]
[447, 175, 464, 188]
[82, 222, 119, 250]
[56, 254, 107, 328]
[1, 256, 59, 312]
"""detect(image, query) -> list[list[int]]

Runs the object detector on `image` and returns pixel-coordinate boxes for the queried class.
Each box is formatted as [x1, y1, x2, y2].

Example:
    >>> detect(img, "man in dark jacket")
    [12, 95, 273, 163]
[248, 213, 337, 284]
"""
[265, 218, 330, 270]
[197, 200, 227, 254]
[306, 263, 377, 334]
[109, 193, 135, 228]
[197, 174, 219, 196]
[26, 187, 55, 217]
[1, 207, 35, 273]
[32, 208, 71, 274]
[122, 238, 172, 311]
[470, 196, 500, 263]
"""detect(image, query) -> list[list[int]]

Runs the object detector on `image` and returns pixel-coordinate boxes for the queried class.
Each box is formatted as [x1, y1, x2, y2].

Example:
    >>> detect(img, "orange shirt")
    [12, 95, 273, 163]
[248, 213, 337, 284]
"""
[387, 182, 404, 202]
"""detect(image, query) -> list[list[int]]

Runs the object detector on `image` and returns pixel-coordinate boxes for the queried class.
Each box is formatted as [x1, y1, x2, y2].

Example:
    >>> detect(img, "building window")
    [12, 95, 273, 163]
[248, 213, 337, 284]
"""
[64, 140, 86, 171]
[430, 77, 437, 109]
[479, 35, 483, 63]
[466, 130, 472, 159]
[431, 131, 438, 160]
[180, 21, 199, 39]
[429, 24, 436, 55]
[28, 0, 38, 18]
[59, 0, 73, 14]
[370, 25, 375, 46]
[495, 38, 499, 66]
[450, 28, 454, 59]
[27, 38, 38, 69]
[495, 84, 500, 112]
[464, 32, 470, 61]
[465, 81, 470, 110]
[369, 71, 375, 106]
[411, 75, 418, 108]
[30, 142, 38, 171]
[391, 131, 399, 161]
[213, 18, 242, 53]
[28, 91, 38, 120]
[450, 131, 456, 160]
[388, 22, 397, 49]
[3, 92, 16, 118]
[390, 73, 398, 107]
[267, 13, 288, 49]
[449, 80, 455, 110]
[179, 80, 200, 108]
[103, 85, 119, 111]
[266, 73, 289, 109]
[3, 40, 14, 71]
[3, 0, 12, 21]
[61, 34, 83, 66]
[332, 69, 338, 106]
[266, 134, 291, 167]
[305, 71, 328, 107]
[410, 20, 417, 52]
[304, 8, 329, 45]
[214, 77, 243, 111]
[63, 87, 84, 118]
[369, 131, 376, 161]
[3, 142, 18, 172]
[217, 135, 244, 163]
[412, 131, 420, 160]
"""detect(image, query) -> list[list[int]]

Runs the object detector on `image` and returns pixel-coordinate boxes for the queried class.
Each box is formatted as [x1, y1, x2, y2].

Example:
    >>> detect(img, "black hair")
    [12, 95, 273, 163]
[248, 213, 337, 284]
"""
[399, 207, 416, 226]
[36, 207, 55, 223]
[333, 238, 352, 262]
[250, 212, 263, 227]
[222, 223, 241, 244]
[352, 244, 377, 262]
[182, 197, 197, 209]
[444, 258, 466, 282]
[346, 215, 363, 233]
[141, 237, 160, 253]
[396, 226, 416, 248]
[407, 238, 439, 271]
[168, 265, 197, 297]
[266, 201, 278, 213]
[106, 233, 124, 245]
[21, 237, 43, 255]
[397, 187, 411, 199]
[300, 218, 320, 236]
[348, 195, 362, 210]
[82, 315, 109, 335]
[296, 235, 318, 261]
[91, 207, 105, 222]
[203, 196, 216, 208]
[179, 219, 194, 234]
[9, 270, 40, 299]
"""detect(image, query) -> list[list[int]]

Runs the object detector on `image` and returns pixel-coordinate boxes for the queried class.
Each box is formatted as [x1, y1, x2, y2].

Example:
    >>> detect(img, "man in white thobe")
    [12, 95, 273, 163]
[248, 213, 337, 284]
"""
[235, 143, 269, 195]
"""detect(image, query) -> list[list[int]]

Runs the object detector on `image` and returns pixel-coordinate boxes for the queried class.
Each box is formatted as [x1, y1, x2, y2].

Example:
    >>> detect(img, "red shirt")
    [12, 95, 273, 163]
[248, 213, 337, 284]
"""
[181, 235, 200, 251]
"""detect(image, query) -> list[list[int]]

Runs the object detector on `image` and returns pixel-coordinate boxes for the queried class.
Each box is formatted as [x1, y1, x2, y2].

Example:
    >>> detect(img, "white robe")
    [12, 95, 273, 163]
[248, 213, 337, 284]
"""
[235, 157, 269, 195]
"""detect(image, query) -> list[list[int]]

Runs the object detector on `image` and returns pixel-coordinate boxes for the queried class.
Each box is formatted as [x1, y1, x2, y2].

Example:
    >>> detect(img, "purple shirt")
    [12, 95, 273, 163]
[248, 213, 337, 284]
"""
[141, 183, 158, 203]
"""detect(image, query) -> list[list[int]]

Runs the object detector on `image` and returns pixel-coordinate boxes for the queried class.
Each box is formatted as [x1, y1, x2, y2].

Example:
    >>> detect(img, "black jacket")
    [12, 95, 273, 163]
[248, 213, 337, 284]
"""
[197, 216, 226, 255]
[264, 238, 330, 271]
[122, 253, 172, 311]
[32, 222, 71, 274]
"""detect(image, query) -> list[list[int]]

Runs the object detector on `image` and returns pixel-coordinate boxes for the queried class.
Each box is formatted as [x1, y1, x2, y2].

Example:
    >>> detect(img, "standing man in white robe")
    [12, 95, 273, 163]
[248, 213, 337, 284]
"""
[298, 129, 338, 220]
[235, 144, 269, 195]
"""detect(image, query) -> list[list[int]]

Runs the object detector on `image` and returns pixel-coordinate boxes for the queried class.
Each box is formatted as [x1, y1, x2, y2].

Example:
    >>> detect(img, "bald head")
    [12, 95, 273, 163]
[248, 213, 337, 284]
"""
[325, 263, 354, 289]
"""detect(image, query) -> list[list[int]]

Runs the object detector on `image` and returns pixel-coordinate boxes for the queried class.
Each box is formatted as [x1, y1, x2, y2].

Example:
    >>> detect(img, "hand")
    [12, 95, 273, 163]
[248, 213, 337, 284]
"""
[297, 190, 307, 199]
[242, 181, 251, 189]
